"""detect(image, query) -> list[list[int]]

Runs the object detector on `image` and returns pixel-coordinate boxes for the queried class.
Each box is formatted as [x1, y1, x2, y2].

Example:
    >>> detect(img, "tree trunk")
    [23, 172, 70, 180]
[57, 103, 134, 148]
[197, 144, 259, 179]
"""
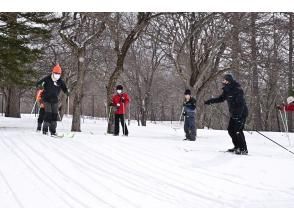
[5, 13, 21, 118]
[265, 14, 279, 131]
[288, 13, 293, 132]
[251, 12, 262, 130]
[106, 13, 153, 133]
[231, 13, 241, 80]
[71, 48, 86, 132]
[160, 104, 166, 122]
[106, 60, 123, 133]
[5, 86, 21, 118]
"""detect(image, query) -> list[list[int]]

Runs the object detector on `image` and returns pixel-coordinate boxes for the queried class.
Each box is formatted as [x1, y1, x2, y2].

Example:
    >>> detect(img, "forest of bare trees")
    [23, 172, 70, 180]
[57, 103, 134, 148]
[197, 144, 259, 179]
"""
[1, 12, 293, 132]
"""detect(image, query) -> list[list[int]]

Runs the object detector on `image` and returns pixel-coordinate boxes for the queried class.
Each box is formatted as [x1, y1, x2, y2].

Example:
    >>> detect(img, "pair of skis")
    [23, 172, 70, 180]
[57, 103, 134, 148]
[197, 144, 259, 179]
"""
[219, 150, 249, 156]
[181, 148, 250, 155]
[50, 132, 75, 138]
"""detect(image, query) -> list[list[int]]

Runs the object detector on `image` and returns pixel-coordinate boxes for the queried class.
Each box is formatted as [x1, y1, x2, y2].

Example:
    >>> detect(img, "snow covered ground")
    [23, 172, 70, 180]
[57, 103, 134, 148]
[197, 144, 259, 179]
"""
[0, 115, 294, 208]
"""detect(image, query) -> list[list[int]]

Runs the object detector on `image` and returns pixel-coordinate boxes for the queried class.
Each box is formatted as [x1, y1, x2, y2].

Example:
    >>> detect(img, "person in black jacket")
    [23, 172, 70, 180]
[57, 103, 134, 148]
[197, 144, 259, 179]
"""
[204, 74, 248, 155]
[183, 89, 197, 141]
[36, 64, 69, 136]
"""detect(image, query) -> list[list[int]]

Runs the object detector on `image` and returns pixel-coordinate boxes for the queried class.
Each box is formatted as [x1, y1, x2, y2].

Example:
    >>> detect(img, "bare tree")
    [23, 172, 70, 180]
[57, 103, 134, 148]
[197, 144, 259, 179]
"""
[59, 12, 108, 131]
[125, 29, 165, 126]
[106, 12, 162, 133]
[288, 13, 293, 131]
[250, 12, 263, 130]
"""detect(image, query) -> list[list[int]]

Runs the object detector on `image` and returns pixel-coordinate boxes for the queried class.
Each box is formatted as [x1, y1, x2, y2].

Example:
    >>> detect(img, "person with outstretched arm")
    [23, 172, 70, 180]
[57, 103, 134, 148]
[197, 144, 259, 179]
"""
[36, 64, 69, 136]
[204, 74, 248, 155]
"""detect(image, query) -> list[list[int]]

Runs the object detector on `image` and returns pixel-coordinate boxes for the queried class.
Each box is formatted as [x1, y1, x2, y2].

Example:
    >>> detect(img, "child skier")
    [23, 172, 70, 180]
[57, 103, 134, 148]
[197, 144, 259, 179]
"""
[183, 89, 197, 141]
[111, 85, 130, 136]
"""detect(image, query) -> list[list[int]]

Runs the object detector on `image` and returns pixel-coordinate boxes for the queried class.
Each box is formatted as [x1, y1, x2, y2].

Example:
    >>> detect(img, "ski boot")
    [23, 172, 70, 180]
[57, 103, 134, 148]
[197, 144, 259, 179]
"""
[235, 148, 248, 155]
[227, 147, 236, 153]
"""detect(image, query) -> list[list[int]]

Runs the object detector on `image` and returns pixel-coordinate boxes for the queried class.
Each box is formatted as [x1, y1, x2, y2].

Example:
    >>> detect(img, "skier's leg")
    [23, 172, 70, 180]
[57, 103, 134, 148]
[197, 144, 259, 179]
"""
[184, 116, 190, 139]
[228, 118, 238, 150]
[37, 108, 45, 131]
[114, 114, 120, 135]
[121, 114, 128, 136]
[49, 103, 58, 134]
[43, 102, 52, 134]
[189, 117, 196, 141]
[235, 118, 248, 152]
[238, 131, 247, 151]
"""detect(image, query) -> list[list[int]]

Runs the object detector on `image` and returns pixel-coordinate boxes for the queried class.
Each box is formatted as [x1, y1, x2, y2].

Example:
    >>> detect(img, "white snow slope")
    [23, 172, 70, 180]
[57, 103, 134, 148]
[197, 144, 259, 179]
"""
[0, 115, 294, 208]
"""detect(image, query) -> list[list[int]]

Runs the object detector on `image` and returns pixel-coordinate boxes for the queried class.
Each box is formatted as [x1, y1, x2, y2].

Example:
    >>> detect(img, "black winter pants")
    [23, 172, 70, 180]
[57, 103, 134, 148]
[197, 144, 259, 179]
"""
[43, 102, 58, 134]
[114, 114, 128, 136]
[184, 115, 196, 141]
[37, 107, 45, 130]
[227, 117, 247, 151]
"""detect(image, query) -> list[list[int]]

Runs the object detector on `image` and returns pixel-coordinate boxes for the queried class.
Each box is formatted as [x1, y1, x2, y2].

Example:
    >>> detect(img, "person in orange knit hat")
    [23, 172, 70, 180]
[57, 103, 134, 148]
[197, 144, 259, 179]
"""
[36, 64, 69, 136]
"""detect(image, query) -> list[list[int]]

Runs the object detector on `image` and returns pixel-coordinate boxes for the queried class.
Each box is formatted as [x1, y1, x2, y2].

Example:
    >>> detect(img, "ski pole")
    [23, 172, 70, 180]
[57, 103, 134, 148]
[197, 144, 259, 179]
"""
[253, 129, 294, 156]
[33, 106, 41, 131]
[179, 107, 184, 123]
[284, 110, 292, 147]
[171, 107, 184, 131]
[123, 102, 126, 136]
[279, 109, 287, 133]
[58, 111, 66, 131]
[128, 103, 131, 126]
[106, 105, 113, 134]
[31, 100, 38, 115]
[67, 96, 70, 117]
[211, 105, 294, 156]
[107, 106, 112, 123]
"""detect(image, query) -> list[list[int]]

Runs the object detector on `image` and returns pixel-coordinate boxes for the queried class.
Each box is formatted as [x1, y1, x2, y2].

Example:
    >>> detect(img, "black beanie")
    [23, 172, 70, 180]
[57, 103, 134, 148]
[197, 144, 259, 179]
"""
[184, 89, 191, 95]
[116, 85, 123, 90]
[223, 74, 234, 83]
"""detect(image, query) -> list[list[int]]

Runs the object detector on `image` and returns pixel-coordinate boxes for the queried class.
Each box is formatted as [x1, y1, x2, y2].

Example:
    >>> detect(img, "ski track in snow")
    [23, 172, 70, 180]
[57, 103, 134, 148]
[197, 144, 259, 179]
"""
[0, 168, 23, 207]
[0, 116, 294, 207]
[0, 129, 85, 207]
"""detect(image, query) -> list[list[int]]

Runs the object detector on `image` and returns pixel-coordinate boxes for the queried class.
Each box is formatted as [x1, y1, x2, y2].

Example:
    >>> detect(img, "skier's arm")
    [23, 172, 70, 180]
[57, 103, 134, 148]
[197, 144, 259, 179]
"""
[279, 104, 294, 112]
[205, 92, 225, 105]
[36, 77, 46, 88]
[184, 98, 196, 110]
[60, 81, 69, 95]
[110, 96, 117, 106]
[124, 94, 130, 105]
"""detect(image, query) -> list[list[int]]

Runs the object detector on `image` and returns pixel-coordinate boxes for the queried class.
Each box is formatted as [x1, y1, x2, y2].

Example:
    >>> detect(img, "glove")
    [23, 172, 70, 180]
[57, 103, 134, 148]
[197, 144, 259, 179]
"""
[204, 100, 211, 105]
[117, 103, 121, 107]
[37, 82, 45, 90]
[276, 104, 285, 110]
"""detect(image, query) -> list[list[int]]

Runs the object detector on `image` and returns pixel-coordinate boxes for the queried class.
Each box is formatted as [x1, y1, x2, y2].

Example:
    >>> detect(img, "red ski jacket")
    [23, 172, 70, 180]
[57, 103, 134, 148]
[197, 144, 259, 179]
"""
[278, 104, 294, 112]
[112, 93, 130, 114]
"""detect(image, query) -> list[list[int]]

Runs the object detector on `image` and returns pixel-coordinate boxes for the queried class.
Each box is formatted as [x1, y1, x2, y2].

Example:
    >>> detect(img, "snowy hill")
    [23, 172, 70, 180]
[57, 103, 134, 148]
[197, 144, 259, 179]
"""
[0, 115, 294, 208]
